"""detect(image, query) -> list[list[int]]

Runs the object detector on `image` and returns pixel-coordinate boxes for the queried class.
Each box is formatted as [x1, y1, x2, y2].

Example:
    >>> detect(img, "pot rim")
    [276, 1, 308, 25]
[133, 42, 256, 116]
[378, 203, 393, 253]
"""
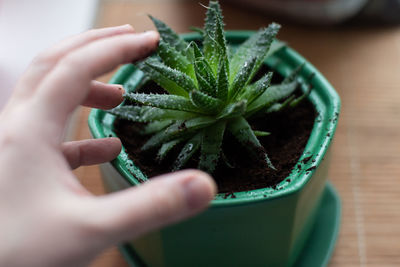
[88, 30, 341, 207]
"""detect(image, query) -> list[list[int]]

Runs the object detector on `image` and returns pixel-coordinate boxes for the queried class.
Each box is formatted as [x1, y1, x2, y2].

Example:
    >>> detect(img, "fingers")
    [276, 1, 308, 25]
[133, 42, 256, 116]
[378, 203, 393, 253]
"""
[82, 81, 124, 109]
[61, 138, 121, 169]
[34, 31, 159, 141]
[14, 25, 135, 99]
[90, 170, 217, 244]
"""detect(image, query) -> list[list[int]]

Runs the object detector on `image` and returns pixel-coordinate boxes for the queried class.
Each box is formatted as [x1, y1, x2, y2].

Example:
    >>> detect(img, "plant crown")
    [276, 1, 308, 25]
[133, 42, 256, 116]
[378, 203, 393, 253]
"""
[109, 1, 311, 173]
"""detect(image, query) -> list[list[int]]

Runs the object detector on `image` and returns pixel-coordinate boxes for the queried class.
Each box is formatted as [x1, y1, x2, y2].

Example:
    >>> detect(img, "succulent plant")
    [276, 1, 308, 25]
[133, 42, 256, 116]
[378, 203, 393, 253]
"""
[109, 1, 310, 174]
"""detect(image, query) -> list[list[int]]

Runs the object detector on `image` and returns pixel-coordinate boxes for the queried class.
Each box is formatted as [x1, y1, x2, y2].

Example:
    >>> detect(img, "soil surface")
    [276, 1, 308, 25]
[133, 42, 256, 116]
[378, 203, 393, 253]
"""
[113, 70, 315, 194]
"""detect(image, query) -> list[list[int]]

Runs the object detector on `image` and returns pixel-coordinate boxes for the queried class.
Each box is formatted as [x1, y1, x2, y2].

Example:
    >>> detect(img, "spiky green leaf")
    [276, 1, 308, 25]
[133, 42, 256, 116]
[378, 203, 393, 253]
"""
[229, 56, 257, 100]
[254, 130, 271, 136]
[227, 116, 275, 169]
[229, 23, 280, 83]
[145, 60, 197, 93]
[190, 42, 220, 97]
[203, 2, 220, 52]
[199, 121, 226, 173]
[212, 8, 229, 70]
[282, 63, 305, 84]
[189, 41, 204, 60]
[246, 81, 298, 115]
[142, 117, 215, 150]
[141, 120, 173, 135]
[124, 93, 202, 113]
[157, 40, 196, 80]
[289, 84, 312, 108]
[239, 72, 273, 104]
[189, 90, 223, 113]
[108, 105, 197, 122]
[195, 71, 214, 97]
[137, 61, 188, 96]
[157, 139, 183, 162]
[149, 15, 188, 54]
[216, 100, 247, 120]
[173, 133, 202, 170]
[189, 26, 204, 35]
[266, 95, 295, 113]
[184, 44, 195, 63]
[216, 57, 229, 101]
[194, 59, 217, 96]
[203, 1, 226, 74]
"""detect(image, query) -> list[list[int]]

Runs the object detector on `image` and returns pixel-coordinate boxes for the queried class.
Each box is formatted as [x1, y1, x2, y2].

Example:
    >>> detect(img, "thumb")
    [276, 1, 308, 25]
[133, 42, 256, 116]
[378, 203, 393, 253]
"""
[90, 169, 216, 245]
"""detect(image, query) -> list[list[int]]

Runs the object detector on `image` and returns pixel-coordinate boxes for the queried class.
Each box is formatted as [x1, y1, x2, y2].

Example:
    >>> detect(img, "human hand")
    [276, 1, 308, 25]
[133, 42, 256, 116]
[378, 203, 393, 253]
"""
[0, 25, 216, 267]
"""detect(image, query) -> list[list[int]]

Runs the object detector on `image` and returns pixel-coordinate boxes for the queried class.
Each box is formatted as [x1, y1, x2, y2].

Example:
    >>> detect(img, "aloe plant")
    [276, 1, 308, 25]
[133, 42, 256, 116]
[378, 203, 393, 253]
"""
[109, 1, 310, 174]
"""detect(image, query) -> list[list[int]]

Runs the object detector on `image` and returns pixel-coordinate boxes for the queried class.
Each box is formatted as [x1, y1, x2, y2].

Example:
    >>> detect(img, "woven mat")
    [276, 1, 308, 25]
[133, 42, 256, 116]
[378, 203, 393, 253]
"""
[72, 1, 400, 266]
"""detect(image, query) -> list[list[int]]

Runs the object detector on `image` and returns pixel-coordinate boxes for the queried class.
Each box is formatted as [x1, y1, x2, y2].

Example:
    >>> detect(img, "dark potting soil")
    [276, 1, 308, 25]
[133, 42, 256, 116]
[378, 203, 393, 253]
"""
[113, 69, 315, 194]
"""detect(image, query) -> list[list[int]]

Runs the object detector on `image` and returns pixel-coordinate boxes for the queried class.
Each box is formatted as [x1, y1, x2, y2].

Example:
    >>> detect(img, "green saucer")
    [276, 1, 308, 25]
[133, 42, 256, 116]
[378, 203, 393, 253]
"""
[118, 182, 341, 267]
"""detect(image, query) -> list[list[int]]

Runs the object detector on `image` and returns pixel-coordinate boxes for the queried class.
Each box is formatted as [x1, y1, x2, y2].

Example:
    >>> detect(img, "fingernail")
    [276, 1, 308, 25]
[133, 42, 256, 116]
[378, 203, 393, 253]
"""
[183, 175, 215, 210]
[115, 84, 125, 94]
[129, 31, 160, 65]
[120, 24, 135, 31]
[141, 31, 160, 42]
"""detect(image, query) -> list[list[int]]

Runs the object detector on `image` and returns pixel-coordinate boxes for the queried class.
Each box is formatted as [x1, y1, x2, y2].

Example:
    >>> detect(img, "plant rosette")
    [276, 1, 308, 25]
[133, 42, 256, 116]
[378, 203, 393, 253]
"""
[88, 2, 340, 266]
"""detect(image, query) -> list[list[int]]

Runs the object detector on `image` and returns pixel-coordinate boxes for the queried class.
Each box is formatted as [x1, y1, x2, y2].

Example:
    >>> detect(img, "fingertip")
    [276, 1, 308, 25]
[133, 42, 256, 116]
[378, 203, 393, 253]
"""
[139, 31, 160, 52]
[111, 84, 125, 105]
[108, 137, 122, 152]
[143, 30, 160, 44]
[113, 84, 125, 95]
[87, 168, 217, 244]
[83, 82, 125, 109]
[107, 24, 135, 34]
[191, 169, 218, 197]
[180, 169, 217, 210]
[121, 24, 135, 32]
[100, 137, 122, 159]
[107, 136, 121, 142]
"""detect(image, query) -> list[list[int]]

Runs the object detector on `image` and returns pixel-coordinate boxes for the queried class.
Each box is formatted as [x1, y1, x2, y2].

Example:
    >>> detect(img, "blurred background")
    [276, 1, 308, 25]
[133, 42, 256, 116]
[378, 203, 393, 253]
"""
[1, 0, 400, 266]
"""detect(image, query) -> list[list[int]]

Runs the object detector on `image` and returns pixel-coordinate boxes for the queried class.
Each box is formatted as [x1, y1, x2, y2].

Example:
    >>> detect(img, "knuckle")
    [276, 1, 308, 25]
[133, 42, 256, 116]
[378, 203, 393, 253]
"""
[0, 129, 16, 148]
[58, 53, 89, 80]
[0, 118, 25, 148]
[81, 29, 99, 41]
[60, 53, 82, 69]
[33, 50, 58, 65]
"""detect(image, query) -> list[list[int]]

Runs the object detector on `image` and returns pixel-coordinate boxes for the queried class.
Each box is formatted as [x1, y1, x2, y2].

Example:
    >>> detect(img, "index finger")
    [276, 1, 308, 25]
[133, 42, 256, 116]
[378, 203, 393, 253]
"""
[14, 25, 135, 99]
[33, 31, 159, 142]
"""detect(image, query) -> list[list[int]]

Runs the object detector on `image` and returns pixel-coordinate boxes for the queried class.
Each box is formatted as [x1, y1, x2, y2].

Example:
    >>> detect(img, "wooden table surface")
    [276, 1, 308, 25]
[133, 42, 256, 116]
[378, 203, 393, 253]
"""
[72, 1, 400, 266]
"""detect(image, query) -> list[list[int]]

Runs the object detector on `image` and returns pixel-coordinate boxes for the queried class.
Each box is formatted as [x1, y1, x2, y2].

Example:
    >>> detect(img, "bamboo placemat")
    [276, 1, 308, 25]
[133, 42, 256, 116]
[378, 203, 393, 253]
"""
[72, 1, 400, 266]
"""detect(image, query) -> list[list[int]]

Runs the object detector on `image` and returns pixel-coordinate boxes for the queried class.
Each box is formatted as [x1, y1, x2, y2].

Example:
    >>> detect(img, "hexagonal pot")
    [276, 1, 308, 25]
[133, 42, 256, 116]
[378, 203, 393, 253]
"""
[88, 31, 341, 267]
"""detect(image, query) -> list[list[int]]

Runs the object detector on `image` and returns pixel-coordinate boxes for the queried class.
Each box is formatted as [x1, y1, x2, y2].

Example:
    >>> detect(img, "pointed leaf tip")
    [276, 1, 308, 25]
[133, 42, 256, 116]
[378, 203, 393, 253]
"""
[203, 0, 226, 74]
[149, 15, 188, 55]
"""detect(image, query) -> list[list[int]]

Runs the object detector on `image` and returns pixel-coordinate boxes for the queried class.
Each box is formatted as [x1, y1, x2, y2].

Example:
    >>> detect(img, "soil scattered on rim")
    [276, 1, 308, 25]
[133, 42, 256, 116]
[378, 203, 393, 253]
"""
[113, 67, 315, 194]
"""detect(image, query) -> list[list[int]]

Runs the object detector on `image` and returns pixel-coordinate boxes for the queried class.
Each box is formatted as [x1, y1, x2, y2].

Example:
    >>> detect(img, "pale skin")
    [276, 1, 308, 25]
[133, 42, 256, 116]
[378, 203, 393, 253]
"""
[0, 25, 216, 267]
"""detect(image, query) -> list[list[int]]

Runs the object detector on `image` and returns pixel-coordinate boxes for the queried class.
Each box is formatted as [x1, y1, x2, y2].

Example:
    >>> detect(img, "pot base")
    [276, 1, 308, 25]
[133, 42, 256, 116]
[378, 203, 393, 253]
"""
[117, 182, 341, 267]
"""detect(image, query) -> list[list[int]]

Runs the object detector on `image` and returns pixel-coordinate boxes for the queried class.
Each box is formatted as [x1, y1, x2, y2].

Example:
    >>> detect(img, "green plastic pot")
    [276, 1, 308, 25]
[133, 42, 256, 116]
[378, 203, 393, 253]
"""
[88, 31, 341, 267]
